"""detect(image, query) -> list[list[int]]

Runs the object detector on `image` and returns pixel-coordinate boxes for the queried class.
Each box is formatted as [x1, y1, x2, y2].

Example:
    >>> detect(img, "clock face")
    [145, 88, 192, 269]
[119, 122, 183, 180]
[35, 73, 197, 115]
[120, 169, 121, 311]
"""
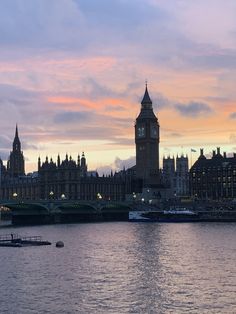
[151, 125, 158, 138]
[137, 126, 145, 138]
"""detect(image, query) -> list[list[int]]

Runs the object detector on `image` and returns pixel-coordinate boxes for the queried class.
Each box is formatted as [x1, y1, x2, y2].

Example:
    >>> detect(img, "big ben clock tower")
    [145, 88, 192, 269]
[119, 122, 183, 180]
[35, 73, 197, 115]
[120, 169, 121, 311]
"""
[135, 84, 160, 186]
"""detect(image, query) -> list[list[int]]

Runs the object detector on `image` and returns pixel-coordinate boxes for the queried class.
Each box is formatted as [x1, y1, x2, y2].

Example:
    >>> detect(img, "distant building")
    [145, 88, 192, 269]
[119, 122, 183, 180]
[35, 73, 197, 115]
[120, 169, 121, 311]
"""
[37, 153, 126, 201]
[162, 156, 175, 193]
[190, 148, 236, 200]
[176, 155, 189, 196]
[162, 155, 189, 197]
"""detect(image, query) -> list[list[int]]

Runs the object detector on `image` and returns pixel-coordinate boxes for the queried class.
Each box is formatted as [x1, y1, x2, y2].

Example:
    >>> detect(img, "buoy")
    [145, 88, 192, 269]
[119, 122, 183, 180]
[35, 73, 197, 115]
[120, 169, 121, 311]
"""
[56, 241, 64, 248]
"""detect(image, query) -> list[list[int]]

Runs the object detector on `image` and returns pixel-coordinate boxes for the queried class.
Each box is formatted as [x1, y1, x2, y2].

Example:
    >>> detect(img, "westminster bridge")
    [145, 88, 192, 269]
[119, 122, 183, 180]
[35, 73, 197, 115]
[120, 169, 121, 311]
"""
[0, 199, 143, 225]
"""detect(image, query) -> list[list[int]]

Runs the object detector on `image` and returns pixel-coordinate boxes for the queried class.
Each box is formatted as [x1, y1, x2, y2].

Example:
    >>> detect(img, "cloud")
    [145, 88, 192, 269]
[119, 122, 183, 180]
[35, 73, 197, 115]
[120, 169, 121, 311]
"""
[114, 156, 135, 171]
[174, 101, 213, 118]
[0, 0, 83, 50]
[107, 138, 134, 146]
[1, 0, 236, 173]
[229, 112, 236, 119]
[96, 155, 135, 175]
[152, 93, 170, 110]
[0, 150, 9, 161]
[22, 142, 40, 151]
[0, 135, 11, 149]
[105, 105, 126, 112]
[169, 132, 183, 138]
[54, 110, 93, 124]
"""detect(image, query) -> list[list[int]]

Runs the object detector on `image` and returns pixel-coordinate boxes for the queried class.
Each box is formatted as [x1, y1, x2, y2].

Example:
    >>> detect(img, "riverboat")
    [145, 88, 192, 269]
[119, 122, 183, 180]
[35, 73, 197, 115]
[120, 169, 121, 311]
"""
[129, 207, 199, 222]
[0, 233, 51, 247]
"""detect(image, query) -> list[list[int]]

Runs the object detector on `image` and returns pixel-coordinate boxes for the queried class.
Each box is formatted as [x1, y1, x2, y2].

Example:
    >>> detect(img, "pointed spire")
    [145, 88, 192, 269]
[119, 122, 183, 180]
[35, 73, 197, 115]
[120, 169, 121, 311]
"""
[13, 123, 21, 151]
[141, 82, 152, 106]
[38, 156, 41, 171]
[57, 154, 60, 167]
[15, 124, 19, 139]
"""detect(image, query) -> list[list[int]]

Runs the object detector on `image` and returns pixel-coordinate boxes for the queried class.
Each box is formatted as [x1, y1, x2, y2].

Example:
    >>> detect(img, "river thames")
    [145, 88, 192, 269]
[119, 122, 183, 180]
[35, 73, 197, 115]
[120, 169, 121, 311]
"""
[0, 222, 235, 313]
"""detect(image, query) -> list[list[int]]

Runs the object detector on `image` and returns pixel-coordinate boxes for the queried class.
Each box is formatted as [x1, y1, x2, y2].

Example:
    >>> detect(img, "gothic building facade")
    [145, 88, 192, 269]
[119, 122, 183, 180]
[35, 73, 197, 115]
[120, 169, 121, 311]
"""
[0, 86, 167, 202]
[37, 153, 128, 201]
[190, 148, 236, 200]
[162, 155, 189, 197]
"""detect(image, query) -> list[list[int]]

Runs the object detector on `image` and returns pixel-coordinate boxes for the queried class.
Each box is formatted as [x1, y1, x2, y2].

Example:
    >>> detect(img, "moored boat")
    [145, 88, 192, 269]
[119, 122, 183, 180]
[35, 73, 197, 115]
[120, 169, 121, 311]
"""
[129, 207, 199, 222]
[0, 233, 51, 247]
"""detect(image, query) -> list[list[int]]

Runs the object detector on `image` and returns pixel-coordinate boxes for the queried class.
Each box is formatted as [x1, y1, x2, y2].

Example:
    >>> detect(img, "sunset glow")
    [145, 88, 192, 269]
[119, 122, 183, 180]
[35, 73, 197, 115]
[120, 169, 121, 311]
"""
[0, 0, 236, 173]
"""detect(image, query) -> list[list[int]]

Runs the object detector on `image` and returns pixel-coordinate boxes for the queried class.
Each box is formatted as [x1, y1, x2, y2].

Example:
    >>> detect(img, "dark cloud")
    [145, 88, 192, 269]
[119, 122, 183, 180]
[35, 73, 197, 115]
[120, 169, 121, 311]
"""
[0, 0, 236, 76]
[82, 78, 115, 100]
[54, 111, 93, 124]
[54, 109, 132, 127]
[75, 0, 166, 34]
[174, 101, 213, 118]
[229, 112, 236, 119]
[0, 0, 85, 50]
[153, 93, 171, 110]
[189, 50, 236, 70]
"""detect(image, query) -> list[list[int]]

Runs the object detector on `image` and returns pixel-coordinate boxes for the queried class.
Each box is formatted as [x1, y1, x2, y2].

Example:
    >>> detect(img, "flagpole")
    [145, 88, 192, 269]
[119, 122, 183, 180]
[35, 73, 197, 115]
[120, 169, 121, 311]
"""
[191, 150, 192, 168]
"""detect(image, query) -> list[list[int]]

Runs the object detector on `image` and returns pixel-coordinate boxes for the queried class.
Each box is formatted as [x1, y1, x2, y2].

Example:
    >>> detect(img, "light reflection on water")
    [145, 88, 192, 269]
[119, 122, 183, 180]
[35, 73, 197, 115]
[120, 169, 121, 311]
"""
[0, 222, 236, 313]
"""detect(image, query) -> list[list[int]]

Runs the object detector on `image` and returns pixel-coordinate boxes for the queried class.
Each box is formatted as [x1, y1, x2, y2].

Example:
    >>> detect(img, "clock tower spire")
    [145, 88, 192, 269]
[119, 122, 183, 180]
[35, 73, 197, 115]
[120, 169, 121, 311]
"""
[135, 84, 160, 186]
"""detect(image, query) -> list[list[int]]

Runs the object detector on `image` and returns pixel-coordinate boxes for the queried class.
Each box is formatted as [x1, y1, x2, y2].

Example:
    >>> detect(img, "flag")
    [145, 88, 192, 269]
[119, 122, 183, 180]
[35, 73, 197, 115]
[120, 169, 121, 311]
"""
[191, 149, 197, 152]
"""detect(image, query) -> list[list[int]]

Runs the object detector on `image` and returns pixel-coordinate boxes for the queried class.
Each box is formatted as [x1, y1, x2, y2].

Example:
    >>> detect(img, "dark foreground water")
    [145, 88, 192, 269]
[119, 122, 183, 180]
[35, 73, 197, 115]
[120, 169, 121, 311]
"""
[0, 222, 236, 314]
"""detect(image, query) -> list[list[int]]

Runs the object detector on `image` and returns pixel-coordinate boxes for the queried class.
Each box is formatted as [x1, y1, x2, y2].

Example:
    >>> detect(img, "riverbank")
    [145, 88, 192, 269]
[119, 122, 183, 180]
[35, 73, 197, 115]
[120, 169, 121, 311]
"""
[2, 209, 236, 226]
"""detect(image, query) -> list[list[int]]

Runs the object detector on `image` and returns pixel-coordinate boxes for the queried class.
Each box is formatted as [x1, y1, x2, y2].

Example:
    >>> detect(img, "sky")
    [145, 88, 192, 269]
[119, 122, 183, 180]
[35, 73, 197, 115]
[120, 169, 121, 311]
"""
[1, 0, 236, 173]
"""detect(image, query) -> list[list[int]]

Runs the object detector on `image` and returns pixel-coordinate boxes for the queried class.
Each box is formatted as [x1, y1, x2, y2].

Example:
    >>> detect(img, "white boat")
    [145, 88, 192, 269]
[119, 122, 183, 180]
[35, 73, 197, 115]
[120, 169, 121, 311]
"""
[129, 207, 198, 222]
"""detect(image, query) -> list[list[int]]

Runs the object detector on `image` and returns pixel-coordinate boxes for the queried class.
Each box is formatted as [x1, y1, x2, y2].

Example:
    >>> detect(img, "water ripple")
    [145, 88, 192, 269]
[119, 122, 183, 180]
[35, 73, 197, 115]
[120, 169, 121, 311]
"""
[0, 222, 236, 313]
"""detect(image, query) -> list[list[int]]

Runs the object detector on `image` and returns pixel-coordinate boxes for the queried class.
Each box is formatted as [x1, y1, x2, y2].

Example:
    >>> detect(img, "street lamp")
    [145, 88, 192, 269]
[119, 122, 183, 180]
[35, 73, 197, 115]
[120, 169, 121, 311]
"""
[13, 192, 18, 199]
[49, 191, 54, 199]
[97, 193, 102, 200]
[61, 194, 66, 200]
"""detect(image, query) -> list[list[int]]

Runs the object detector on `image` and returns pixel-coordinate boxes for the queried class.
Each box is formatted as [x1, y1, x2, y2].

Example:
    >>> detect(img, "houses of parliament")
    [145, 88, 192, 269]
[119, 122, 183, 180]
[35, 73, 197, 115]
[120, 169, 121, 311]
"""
[6, 85, 236, 202]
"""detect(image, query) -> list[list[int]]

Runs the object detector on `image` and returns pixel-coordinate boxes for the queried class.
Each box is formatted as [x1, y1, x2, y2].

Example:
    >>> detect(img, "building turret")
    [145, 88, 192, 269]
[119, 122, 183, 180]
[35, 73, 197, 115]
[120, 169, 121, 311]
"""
[77, 154, 80, 167]
[57, 154, 60, 167]
[38, 156, 41, 171]
[81, 152, 87, 176]
[7, 125, 25, 177]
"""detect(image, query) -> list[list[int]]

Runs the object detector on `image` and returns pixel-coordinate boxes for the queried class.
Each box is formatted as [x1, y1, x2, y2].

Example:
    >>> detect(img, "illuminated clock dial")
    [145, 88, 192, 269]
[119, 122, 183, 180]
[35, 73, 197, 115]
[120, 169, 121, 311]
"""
[137, 126, 145, 137]
[151, 125, 158, 138]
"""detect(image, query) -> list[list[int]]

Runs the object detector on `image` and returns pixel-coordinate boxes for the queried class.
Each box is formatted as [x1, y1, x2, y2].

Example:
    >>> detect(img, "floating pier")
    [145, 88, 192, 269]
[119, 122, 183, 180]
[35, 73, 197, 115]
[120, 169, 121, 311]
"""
[0, 233, 51, 247]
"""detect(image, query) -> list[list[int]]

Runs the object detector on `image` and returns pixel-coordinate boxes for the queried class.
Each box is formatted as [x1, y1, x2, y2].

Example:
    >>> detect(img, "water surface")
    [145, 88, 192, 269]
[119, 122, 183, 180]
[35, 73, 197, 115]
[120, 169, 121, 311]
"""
[0, 222, 235, 313]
